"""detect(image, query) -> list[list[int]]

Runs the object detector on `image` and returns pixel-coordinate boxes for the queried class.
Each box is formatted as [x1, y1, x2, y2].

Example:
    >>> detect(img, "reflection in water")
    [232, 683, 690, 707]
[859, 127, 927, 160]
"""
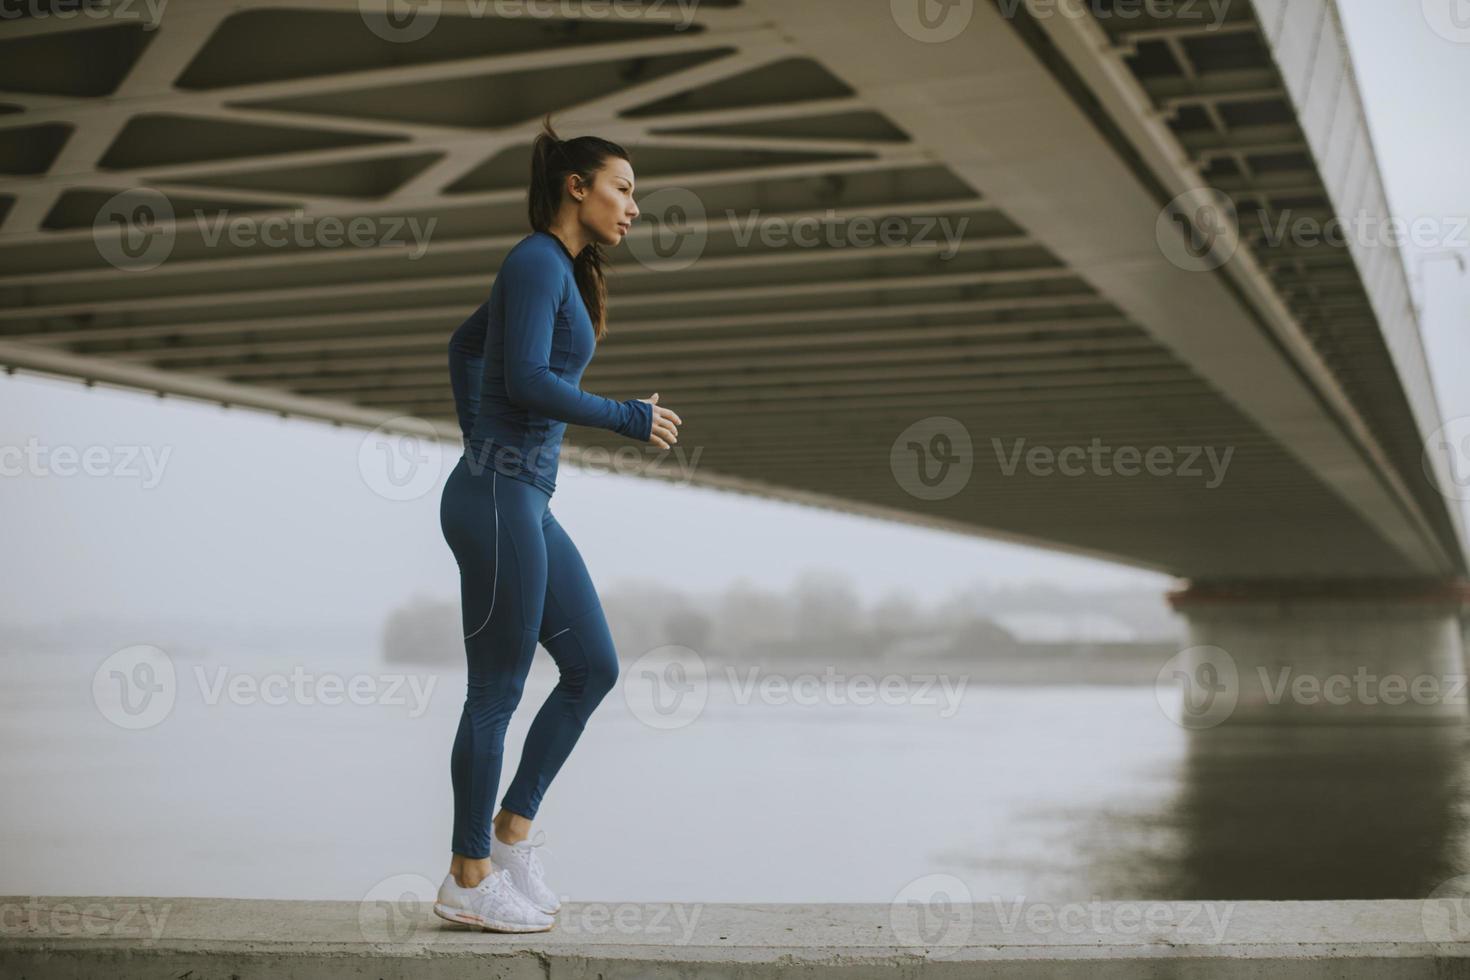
[1175, 724, 1470, 898]
[1079, 723, 1470, 899]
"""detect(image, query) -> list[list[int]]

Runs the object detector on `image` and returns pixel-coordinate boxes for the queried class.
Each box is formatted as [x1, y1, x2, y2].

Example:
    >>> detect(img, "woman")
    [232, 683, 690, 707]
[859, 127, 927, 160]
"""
[433, 115, 681, 932]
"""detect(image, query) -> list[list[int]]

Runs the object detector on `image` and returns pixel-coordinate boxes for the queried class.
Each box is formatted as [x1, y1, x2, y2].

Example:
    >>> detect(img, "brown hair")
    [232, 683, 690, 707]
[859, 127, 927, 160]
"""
[527, 113, 631, 342]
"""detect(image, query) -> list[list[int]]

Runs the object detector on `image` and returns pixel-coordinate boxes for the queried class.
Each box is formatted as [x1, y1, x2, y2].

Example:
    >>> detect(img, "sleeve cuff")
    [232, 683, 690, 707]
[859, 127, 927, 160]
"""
[623, 398, 654, 442]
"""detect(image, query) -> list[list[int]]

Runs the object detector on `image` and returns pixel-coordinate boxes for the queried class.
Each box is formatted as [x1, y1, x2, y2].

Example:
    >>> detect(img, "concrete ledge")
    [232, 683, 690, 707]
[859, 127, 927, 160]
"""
[4, 896, 1470, 978]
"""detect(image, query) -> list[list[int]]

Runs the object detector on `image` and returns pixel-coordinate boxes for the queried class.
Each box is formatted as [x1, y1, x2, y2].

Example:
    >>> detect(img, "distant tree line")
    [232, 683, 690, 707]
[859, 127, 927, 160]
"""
[381, 569, 1183, 666]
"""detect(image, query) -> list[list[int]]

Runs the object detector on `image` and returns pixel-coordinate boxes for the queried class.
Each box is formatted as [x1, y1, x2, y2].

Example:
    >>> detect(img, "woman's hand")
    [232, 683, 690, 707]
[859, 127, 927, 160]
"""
[638, 392, 682, 449]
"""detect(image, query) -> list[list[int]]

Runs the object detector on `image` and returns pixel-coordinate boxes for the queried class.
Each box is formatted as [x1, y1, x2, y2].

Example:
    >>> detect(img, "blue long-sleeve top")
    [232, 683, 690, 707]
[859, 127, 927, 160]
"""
[448, 230, 654, 495]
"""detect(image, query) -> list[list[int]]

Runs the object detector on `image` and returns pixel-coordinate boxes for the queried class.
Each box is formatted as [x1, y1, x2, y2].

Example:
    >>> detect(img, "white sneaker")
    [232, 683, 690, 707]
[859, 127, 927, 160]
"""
[491, 828, 562, 914]
[433, 868, 555, 933]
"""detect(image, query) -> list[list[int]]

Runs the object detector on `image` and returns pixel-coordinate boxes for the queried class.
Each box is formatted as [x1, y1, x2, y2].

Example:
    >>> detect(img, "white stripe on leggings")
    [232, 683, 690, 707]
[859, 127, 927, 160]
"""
[463, 470, 500, 641]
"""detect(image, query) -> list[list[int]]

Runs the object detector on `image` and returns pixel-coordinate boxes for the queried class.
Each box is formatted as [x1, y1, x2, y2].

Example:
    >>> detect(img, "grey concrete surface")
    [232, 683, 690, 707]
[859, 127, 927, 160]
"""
[3, 895, 1470, 978]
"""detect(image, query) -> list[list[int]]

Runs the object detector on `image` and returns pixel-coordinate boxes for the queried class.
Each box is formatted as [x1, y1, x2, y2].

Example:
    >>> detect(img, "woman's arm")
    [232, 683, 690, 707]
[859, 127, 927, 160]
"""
[500, 248, 654, 441]
[447, 305, 487, 446]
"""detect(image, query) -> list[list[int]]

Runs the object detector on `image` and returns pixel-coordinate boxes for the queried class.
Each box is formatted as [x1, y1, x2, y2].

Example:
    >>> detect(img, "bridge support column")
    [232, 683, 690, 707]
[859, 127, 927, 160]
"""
[1164, 580, 1470, 726]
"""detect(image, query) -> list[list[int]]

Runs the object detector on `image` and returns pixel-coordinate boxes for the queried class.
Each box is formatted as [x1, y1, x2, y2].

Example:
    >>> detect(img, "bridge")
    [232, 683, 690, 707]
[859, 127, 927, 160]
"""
[1, 0, 1465, 723]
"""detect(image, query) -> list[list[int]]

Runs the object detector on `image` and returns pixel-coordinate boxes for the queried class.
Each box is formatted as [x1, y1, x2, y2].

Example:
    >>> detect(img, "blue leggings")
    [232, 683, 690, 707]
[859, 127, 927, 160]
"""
[439, 454, 621, 859]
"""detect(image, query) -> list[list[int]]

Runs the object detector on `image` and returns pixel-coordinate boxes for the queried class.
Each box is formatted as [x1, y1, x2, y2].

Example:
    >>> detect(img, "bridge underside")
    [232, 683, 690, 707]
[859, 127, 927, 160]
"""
[0, 0, 1463, 584]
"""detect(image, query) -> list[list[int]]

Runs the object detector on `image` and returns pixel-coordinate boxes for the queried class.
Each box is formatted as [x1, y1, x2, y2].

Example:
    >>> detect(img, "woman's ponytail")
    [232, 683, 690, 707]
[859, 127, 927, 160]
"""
[526, 114, 630, 342]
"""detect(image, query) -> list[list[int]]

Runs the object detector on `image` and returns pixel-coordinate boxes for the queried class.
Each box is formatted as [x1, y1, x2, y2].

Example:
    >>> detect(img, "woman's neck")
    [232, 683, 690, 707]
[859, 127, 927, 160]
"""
[544, 221, 588, 260]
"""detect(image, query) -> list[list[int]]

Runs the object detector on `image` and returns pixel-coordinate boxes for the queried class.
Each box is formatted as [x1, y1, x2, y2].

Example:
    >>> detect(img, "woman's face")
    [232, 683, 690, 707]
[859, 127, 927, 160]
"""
[574, 157, 638, 248]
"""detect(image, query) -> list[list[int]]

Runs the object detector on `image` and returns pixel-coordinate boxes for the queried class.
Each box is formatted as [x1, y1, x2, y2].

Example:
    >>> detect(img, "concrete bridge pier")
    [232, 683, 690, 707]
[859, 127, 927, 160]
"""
[1164, 581, 1470, 727]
